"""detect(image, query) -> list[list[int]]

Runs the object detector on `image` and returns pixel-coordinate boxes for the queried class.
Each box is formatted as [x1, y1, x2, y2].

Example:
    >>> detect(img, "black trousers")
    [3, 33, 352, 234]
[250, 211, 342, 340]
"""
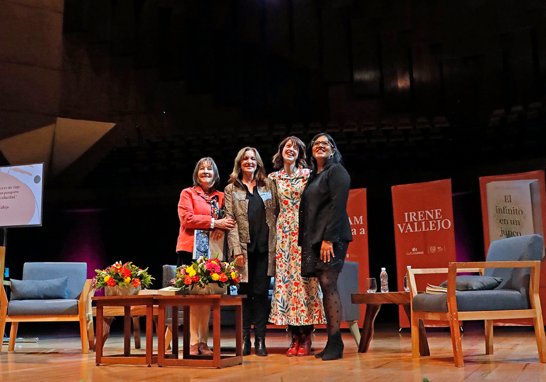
[238, 249, 270, 338]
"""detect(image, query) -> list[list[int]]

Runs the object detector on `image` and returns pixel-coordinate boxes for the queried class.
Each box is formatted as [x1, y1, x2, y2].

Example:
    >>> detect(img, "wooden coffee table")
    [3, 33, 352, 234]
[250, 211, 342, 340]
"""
[154, 294, 243, 368]
[351, 291, 430, 356]
[93, 295, 158, 366]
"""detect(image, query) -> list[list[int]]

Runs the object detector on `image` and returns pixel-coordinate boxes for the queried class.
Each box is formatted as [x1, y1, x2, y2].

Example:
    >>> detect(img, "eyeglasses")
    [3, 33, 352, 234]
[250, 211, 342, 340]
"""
[313, 141, 332, 148]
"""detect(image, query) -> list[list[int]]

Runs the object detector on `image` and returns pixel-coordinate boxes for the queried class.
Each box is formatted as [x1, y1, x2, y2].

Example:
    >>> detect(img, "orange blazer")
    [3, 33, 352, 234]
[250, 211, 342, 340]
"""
[176, 186, 225, 253]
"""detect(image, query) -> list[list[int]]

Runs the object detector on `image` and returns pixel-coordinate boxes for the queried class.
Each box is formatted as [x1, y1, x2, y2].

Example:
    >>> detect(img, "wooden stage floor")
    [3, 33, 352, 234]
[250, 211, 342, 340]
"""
[1, 324, 546, 381]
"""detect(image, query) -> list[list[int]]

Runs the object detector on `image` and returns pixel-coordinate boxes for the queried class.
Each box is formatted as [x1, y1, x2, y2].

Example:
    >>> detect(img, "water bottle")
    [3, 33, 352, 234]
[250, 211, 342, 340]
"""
[380, 267, 389, 293]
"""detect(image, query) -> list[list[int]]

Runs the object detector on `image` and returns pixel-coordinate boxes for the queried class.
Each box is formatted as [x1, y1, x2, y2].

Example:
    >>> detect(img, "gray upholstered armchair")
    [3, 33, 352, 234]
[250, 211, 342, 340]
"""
[408, 234, 546, 367]
[0, 262, 94, 353]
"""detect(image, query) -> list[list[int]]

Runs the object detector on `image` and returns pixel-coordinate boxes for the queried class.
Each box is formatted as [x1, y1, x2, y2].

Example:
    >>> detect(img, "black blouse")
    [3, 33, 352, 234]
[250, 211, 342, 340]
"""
[298, 161, 353, 248]
[245, 184, 269, 254]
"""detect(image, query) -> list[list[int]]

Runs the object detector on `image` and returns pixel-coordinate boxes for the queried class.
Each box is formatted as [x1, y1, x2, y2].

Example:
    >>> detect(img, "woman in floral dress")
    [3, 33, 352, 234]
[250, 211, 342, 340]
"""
[268, 136, 325, 357]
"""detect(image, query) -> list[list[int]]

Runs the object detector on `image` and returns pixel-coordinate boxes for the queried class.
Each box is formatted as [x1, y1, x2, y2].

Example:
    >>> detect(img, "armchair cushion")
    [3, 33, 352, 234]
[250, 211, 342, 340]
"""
[413, 289, 529, 313]
[439, 276, 502, 291]
[7, 299, 79, 315]
[22, 262, 87, 299]
[10, 277, 68, 300]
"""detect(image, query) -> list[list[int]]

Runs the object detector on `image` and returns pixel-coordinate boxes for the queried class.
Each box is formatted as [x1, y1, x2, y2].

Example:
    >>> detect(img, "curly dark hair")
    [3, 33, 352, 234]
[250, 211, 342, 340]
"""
[272, 136, 308, 170]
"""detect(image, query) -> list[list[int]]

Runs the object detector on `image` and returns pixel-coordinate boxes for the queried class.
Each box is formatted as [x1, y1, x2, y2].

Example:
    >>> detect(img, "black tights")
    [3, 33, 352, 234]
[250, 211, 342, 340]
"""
[317, 269, 341, 334]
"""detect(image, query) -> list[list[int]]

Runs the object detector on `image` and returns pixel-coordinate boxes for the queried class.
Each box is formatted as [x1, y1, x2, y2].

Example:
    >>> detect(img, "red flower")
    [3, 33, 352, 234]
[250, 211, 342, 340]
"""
[106, 278, 116, 287]
[283, 200, 289, 205]
[184, 276, 192, 285]
[192, 275, 199, 283]
[132, 278, 141, 288]
[219, 273, 228, 282]
[232, 277, 239, 284]
[122, 268, 131, 278]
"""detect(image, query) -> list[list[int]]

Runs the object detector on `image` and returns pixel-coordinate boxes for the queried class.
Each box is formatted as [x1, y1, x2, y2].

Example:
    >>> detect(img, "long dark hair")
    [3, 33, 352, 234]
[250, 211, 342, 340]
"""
[307, 133, 343, 173]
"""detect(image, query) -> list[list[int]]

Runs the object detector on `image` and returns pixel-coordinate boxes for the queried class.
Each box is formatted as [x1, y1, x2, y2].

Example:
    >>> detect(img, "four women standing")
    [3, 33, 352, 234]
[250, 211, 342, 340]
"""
[175, 134, 352, 361]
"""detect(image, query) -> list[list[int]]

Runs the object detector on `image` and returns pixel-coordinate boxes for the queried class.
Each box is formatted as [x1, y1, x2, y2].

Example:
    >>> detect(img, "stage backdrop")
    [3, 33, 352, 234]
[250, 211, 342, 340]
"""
[392, 179, 457, 328]
[479, 170, 546, 325]
[345, 188, 369, 327]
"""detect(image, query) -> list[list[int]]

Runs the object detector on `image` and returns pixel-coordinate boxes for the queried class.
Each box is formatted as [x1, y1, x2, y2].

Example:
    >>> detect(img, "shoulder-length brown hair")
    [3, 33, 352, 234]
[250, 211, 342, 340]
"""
[272, 136, 308, 170]
[229, 147, 267, 187]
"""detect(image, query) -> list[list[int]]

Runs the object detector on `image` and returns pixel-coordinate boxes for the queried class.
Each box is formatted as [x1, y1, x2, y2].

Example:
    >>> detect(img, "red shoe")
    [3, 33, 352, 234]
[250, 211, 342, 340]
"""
[297, 333, 312, 356]
[286, 334, 300, 357]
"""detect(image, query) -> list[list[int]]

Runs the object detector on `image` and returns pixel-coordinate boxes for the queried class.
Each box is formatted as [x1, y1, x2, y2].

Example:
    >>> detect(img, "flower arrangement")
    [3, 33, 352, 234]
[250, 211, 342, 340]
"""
[92, 261, 154, 290]
[172, 255, 239, 290]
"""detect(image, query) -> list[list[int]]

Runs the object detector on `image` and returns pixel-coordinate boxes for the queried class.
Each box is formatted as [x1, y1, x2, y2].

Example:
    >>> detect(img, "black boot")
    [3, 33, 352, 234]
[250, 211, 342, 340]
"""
[315, 340, 329, 358]
[321, 331, 344, 361]
[243, 329, 251, 356]
[255, 337, 268, 357]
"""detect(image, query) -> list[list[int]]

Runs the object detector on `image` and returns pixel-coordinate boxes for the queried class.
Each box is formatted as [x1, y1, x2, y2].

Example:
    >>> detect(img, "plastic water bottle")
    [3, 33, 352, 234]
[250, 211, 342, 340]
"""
[380, 267, 389, 293]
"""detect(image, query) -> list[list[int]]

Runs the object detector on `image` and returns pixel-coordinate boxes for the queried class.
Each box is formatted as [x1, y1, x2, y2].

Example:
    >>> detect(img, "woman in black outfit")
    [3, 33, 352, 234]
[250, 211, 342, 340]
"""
[298, 133, 353, 361]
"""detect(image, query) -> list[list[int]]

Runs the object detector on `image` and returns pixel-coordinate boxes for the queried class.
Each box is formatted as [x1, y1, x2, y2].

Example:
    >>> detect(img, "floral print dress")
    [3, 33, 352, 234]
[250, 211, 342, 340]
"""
[268, 167, 325, 326]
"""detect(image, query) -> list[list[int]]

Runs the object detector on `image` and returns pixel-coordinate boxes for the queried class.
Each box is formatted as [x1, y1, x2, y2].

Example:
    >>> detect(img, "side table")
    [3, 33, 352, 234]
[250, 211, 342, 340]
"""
[154, 294, 243, 368]
[351, 291, 430, 356]
[93, 295, 157, 366]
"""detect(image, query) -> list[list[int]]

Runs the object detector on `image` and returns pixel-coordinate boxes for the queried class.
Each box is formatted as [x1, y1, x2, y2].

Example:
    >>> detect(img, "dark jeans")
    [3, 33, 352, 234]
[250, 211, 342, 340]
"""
[239, 249, 270, 338]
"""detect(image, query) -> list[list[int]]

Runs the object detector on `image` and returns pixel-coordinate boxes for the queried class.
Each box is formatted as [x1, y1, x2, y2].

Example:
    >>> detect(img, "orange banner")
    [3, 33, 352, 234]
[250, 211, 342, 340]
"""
[479, 170, 546, 325]
[346, 188, 369, 327]
[392, 179, 457, 327]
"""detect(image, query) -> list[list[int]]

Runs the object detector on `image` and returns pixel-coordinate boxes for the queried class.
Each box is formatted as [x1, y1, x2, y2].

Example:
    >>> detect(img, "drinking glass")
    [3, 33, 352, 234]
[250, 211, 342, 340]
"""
[366, 278, 377, 293]
[403, 275, 410, 292]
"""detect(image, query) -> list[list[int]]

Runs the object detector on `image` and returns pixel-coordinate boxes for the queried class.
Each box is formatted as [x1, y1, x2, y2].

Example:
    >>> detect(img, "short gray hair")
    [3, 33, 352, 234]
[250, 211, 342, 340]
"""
[192, 157, 220, 189]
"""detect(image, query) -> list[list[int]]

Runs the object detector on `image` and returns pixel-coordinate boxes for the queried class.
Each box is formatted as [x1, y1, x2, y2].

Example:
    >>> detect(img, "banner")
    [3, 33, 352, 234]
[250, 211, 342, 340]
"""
[392, 179, 457, 327]
[479, 170, 546, 325]
[346, 188, 369, 327]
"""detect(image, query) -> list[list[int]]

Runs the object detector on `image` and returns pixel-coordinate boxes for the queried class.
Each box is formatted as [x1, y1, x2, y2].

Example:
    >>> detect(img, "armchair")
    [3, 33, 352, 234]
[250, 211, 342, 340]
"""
[408, 234, 546, 367]
[0, 262, 95, 354]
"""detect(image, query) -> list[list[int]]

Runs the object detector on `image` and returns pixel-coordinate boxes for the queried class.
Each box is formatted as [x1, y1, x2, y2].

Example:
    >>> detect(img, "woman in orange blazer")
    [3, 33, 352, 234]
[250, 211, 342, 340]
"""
[176, 157, 235, 355]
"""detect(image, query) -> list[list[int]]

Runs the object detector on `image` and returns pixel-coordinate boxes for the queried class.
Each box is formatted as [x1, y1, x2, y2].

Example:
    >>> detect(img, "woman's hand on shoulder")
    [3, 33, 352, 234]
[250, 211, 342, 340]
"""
[215, 218, 236, 230]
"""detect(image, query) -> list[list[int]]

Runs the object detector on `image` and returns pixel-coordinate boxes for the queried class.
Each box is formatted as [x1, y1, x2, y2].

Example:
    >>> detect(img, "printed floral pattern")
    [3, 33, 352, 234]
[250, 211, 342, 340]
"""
[268, 167, 325, 325]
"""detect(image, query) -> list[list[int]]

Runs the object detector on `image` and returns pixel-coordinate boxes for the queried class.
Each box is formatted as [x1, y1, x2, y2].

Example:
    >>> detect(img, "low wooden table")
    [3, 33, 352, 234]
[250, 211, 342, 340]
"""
[92, 305, 159, 349]
[154, 294, 243, 368]
[351, 291, 430, 356]
[93, 295, 158, 366]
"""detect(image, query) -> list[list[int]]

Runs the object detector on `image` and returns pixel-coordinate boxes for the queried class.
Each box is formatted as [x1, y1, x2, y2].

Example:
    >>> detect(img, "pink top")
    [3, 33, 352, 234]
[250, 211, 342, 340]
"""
[176, 186, 224, 253]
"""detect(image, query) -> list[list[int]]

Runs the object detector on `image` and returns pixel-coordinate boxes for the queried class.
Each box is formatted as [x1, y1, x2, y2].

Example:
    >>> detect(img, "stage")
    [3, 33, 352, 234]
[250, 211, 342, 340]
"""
[1, 324, 545, 381]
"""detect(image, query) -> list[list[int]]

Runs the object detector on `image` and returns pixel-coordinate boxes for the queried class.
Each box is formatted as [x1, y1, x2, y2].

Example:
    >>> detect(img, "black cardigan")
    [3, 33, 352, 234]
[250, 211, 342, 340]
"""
[298, 161, 353, 249]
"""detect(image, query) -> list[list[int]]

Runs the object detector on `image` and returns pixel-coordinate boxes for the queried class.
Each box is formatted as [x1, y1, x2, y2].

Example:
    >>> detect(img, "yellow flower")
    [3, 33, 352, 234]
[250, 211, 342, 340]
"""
[104, 276, 110, 282]
[124, 277, 131, 283]
[231, 272, 236, 279]
[212, 273, 220, 281]
[187, 266, 196, 277]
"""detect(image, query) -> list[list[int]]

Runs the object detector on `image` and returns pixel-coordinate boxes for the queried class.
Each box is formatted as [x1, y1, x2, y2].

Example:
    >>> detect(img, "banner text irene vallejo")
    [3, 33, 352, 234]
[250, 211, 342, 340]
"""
[397, 209, 452, 234]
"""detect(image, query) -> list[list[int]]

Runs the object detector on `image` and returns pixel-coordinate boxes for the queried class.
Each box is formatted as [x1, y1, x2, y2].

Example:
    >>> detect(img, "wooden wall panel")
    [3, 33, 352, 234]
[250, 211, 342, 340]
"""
[322, 8, 351, 83]
[351, 18, 381, 97]
[293, 0, 320, 69]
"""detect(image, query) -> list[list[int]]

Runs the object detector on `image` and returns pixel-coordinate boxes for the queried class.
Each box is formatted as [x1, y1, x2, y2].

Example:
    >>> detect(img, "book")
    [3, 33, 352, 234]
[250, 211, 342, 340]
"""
[137, 289, 160, 295]
[425, 284, 447, 294]
[157, 286, 187, 296]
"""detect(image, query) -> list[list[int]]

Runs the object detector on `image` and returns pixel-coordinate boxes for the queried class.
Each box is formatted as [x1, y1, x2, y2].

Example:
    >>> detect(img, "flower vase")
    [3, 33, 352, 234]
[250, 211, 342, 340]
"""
[105, 285, 142, 296]
[188, 283, 227, 295]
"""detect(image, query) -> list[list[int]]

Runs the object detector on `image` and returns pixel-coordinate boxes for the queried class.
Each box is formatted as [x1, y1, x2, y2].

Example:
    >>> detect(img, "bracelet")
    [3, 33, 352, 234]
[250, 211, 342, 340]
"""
[211, 218, 215, 229]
